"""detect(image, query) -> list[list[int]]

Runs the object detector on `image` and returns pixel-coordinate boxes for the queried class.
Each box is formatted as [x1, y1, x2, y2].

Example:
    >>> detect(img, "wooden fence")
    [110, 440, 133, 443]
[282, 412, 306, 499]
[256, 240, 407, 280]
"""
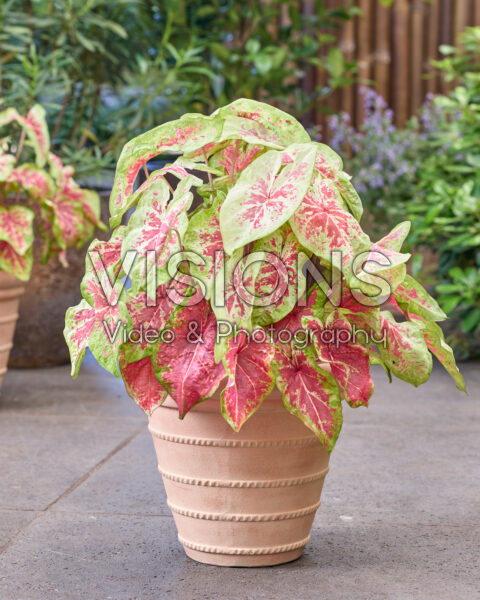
[311, 0, 480, 135]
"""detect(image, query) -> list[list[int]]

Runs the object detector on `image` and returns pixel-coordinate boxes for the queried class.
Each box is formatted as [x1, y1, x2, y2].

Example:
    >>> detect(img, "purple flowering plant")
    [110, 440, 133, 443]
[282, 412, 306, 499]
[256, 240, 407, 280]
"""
[328, 87, 421, 236]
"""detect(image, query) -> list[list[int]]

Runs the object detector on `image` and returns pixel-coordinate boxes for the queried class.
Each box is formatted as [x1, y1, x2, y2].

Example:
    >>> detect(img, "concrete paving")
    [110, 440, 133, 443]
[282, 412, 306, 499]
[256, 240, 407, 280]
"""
[0, 353, 478, 600]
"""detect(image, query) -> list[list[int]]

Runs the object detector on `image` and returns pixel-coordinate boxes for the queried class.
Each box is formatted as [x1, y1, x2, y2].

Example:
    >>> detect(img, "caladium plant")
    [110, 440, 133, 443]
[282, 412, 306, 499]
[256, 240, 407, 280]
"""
[0, 104, 105, 281]
[65, 99, 465, 453]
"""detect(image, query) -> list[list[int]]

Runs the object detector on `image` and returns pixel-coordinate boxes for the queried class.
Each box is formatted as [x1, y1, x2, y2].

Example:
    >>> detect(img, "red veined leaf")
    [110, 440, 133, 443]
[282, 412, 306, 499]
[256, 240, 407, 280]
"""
[119, 353, 167, 415]
[0, 105, 49, 166]
[0, 241, 33, 281]
[220, 143, 317, 254]
[353, 223, 411, 301]
[323, 287, 381, 334]
[8, 164, 54, 200]
[213, 143, 263, 176]
[334, 173, 363, 222]
[123, 175, 195, 295]
[64, 276, 131, 378]
[0, 205, 34, 254]
[212, 247, 263, 336]
[393, 274, 446, 321]
[305, 315, 374, 408]
[0, 152, 15, 180]
[183, 205, 223, 299]
[18, 105, 50, 166]
[310, 144, 364, 222]
[50, 198, 85, 249]
[111, 162, 202, 227]
[125, 284, 176, 357]
[215, 115, 285, 150]
[48, 152, 73, 181]
[221, 331, 274, 430]
[81, 227, 133, 310]
[154, 299, 225, 416]
[212, 98, 310, 147]
[376, 221, 411, 251]
[110, 115, 223, 226]
[377, 311, 432, 386]
[252, 228, 308, 326]
[314, 143, 343, 172]
[419, 319, 466, 392]
[290, 177, 371, 283]
[271, 287, 325, 342]
[274, 345, 342, 452]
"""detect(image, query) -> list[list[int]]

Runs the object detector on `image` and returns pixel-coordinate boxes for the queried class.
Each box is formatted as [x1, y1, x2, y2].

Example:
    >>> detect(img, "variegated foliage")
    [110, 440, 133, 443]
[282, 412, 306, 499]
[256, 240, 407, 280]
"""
[65, 98, 465, 453]
[0, 105, 105, 280]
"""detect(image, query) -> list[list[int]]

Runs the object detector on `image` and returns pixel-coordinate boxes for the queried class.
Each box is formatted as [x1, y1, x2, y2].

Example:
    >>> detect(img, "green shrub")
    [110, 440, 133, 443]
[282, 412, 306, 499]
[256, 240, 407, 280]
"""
[408, 27, 480, 358]
[328, 87, 422, 237]
[0, 0, 358, 178]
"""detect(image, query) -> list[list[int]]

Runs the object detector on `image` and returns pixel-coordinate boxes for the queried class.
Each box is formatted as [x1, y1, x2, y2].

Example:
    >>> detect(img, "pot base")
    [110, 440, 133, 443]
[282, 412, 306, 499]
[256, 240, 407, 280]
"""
[0, 271, 25, 389]
[150, 392, 330, 568]
[183, 544, 304, 567]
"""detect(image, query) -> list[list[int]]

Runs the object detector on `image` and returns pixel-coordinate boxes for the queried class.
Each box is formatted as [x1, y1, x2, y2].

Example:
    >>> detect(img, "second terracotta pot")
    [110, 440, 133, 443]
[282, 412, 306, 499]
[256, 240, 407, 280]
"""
[0, 271, 25, 389]
[148, 391, 330, 567]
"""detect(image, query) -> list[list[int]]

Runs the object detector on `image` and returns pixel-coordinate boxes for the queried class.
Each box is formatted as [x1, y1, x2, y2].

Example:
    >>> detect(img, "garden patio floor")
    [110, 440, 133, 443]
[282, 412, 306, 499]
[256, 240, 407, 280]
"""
[0, 354, 478, 600]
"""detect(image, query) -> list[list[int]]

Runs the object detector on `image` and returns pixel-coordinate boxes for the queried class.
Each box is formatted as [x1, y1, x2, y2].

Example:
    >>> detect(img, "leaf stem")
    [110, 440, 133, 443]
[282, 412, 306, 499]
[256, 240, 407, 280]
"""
[230, 140, 241, 184]
[15, 128, 26, 162]
[202, 148, 215, 191]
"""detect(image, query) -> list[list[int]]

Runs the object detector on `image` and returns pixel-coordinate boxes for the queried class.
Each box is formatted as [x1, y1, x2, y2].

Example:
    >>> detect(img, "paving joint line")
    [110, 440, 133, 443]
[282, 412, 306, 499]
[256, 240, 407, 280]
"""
[0, 422, 146, 555]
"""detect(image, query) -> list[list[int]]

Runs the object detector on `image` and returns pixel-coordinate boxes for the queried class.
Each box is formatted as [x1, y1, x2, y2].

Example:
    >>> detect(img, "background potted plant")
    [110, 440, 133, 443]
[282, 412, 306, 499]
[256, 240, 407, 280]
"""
[65, 99, 465, 567]
[0, 103, 105, 387]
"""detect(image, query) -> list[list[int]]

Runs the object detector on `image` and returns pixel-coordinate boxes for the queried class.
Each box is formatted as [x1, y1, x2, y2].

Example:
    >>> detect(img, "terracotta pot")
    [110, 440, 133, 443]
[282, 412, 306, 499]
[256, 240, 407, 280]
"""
[9, 191, 110, 368]
[148, 391, 330, 567]
[0, 271, 25, 389]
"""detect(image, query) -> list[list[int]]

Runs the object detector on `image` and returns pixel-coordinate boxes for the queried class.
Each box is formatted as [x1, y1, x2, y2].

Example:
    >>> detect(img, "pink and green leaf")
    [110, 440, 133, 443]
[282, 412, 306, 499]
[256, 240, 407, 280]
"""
[110, 114, 223, 226]
[212, 98, 310, 147]
[290, 176, 371, 282]
[393, 274, 447, 321]
[221, 332, 274, 430]
[274, 346, 342, 452]
[0, 205, 34, 255]
[306, 316, 374, 408]
[154, 299, 225, 416]
[211, 247, 263, 339]
[0, 241, 33, 281]
[377, 311, 432, 386]
[119, 352, 167, 415]
[123, 175, 195, 295]
[220, 143, 317, 254]
[8, 164, 55, 200]
[64, 278, 131, 378]
[252, 228, 308, 326]
[420, 319, 466, 392]
[183, 205, 223, 299]
[0, 104, 49, 166]
[0, 152, 15, 181]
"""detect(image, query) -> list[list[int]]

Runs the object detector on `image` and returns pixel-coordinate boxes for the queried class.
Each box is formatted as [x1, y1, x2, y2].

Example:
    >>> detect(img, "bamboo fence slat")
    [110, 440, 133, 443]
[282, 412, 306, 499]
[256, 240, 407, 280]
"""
[309, 0, 478, 132]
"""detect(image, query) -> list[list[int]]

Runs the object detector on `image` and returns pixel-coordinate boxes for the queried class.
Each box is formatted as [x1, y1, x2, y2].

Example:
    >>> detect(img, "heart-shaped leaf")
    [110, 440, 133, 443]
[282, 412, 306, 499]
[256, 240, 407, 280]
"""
[290, 176, 371, 282]
[220, 143, 317, 254]
[275, 346, 342, 452]
[221, 332, 274, 430]
[119, 353, 167, 415]
[154, 299, 225, 416]
[377, 312, 432, 386]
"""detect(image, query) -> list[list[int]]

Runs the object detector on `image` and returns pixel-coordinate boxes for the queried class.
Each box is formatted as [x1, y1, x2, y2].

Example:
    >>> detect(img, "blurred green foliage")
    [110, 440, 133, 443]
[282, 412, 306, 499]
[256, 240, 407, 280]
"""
[408, 27, 480, 358]
[0, 0, 357, 179]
